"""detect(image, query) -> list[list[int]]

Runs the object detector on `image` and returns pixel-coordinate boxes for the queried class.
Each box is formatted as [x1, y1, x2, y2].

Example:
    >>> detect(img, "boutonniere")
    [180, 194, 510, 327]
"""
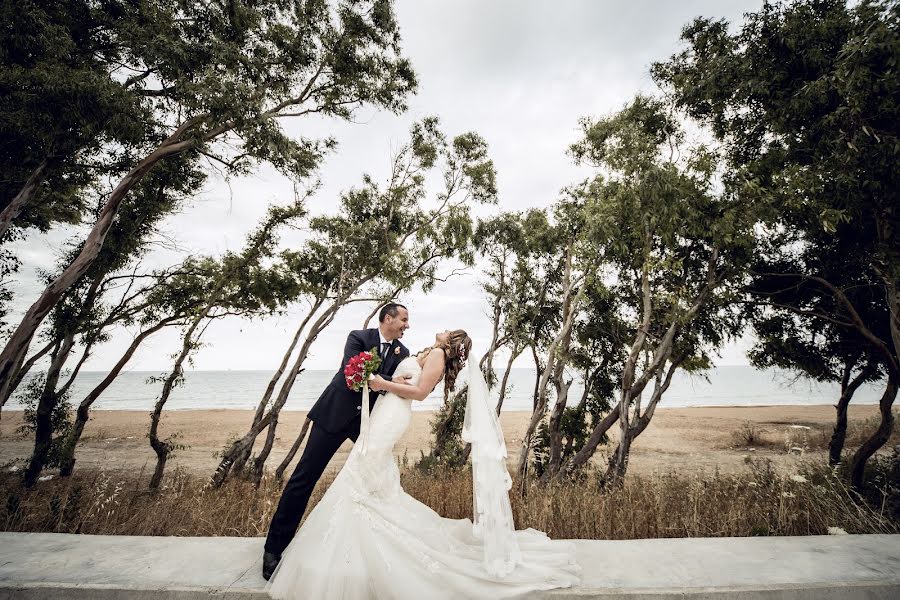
[393, 346, 401, 355]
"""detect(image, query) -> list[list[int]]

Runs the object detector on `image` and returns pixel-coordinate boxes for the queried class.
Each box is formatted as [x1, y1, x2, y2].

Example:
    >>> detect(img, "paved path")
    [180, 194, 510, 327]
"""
[1, 532, 898, 598]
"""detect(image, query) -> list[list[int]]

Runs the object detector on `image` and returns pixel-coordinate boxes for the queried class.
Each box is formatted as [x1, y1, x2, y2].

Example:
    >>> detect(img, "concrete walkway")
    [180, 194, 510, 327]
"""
[0, 532, 898, 599]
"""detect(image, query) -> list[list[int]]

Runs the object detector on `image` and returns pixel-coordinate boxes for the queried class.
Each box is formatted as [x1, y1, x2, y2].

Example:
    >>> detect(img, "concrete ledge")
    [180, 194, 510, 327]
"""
[1, 532, 898, 599]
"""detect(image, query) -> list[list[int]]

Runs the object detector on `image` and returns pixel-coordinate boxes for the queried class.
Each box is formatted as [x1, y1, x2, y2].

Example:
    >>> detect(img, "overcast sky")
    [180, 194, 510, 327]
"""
[10, 0, 763, 372]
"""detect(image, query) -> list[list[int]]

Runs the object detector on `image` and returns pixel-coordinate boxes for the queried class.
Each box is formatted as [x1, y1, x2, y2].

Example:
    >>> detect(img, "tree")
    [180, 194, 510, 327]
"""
[17, 156, 206, 486]
[653, 0, 899, 488]
[479, 210, 556, 416]
[473, 213, 528, 383]
[57, 286, 201, 477]
[421, 208, 566, 472]
[147, 201, 307, 489]
[745, 237, 888, 466]
[212, 118, 497, 487]
[535, 277, 625, 482]
[515, 195, 595, 479]
[0, 0, 417, 407]
[567, 96, 752, 485]
[0, 1, 150, 339]
[0, 0, 148, 243]
[419, 212, 526, 469]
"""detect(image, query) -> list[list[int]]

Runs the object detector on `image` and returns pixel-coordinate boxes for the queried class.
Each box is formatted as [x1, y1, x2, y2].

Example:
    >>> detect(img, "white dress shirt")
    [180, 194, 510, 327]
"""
[378, 329, 394, 357]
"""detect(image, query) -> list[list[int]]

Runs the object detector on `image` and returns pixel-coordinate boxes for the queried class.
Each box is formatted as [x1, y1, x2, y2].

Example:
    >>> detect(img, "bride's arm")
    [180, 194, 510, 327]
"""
[370, 349, 444, 401]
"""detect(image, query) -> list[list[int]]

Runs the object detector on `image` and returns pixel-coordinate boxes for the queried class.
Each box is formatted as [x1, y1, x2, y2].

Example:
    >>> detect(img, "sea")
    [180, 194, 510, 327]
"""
[3, 366, 887, 412]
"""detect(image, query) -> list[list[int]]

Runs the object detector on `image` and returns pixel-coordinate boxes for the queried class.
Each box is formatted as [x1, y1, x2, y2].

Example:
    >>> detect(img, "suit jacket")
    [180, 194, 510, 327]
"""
[307, 328, 410, 434]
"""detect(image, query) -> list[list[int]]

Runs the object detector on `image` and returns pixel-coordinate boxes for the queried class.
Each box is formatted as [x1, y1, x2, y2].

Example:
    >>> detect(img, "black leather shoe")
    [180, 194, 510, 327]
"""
[262, 551, 281, 581]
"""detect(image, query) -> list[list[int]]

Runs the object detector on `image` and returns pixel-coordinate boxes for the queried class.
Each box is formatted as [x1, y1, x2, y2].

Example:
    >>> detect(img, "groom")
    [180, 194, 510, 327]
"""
[262, 302, 411, 579]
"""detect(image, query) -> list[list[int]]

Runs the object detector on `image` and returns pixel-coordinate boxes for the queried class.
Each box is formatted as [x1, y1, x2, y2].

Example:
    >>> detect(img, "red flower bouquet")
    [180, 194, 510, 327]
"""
[344, 348, 382, 391]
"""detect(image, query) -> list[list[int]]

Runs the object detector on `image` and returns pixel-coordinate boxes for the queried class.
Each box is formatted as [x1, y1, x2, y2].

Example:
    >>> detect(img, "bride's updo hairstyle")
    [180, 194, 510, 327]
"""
[435, 329, 473, 396]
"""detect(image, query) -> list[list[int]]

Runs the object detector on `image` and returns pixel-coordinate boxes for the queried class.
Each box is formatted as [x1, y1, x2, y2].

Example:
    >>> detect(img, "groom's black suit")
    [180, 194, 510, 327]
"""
[265, 327, 410, 556]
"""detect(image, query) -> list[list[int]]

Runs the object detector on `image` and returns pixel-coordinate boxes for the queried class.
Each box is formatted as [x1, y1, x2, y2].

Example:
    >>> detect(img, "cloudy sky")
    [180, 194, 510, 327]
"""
[11, 0, 762, 372]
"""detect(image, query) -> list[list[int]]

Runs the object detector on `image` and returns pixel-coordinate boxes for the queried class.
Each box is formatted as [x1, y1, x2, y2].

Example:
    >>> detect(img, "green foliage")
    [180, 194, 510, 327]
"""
[651, 0, 899, 488]
[495, 208, 568, 358]
[531, 404, 594, 478]
[0, 0, 148, 232]
[104, 0, 418, 180]
[0, 0, 153, 327]
[416, 387, 468, 472]
[573, 95, 752, 371]
[279, 117, 495, 308]
[653, 0, 899, 287]
[2, 0, 419, 339]
[40, 153, 208, 346]
[654, 0, 899, 366]
[14, 373, 72, 469]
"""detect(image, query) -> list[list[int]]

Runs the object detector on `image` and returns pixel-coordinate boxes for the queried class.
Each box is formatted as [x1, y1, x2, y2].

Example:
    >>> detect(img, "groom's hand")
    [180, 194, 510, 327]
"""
[369, 375, 388, 392]
[369, 374, 411, 392]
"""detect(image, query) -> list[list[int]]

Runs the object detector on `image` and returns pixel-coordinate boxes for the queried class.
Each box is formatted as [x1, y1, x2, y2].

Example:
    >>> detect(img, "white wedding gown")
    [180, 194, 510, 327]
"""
[265, 356, 581, 600]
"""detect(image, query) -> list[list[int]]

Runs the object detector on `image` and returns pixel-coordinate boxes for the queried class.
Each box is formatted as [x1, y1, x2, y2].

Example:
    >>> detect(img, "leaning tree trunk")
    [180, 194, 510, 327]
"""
[494, 347, 521, 415]
[0, 130, 196, 408]
[516, 345, 560, 478]
[516, 246, 581, 478]
[541, 376, 573, 483]
[231, 321, 306, 476]
[0, 351, 28, 417]
[849, 376, 898, 490]
[213, 275, 372, 488]
[251, 371, 312, 486]
[213, 301, 322, 486]
[844, 273, 900, 488]
[245, 302, 342, 485]
[830, 361, 876, 467]
[22, 274, 105, 486]
[542, 363, 604, 480]
[250, 411, 281, 486]
[480, 269, 506, 387]
[59, 317, 179, 476]
[149, 303, 214, 489]
[542, 311, 577, 481]
[210, 412, 273, 487]
[21, 333, 75, 487]
[275, 417, 313, 480]
[608, 246, 718, 485]
[557, 404, 621, 478]
[0, 340, 54, 409]
[613, 251, 652, 483]
[530, 347, 541, 411]
[0, 160, 47, 241]
[605, 354, 683, 485]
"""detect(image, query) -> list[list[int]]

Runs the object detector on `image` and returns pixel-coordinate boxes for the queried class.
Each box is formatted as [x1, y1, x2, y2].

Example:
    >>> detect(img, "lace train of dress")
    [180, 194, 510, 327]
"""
[265, 357, 580, 600]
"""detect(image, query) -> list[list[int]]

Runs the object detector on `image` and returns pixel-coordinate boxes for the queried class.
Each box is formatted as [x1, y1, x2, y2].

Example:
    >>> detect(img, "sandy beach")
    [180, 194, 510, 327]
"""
[1, 404, 891, 479]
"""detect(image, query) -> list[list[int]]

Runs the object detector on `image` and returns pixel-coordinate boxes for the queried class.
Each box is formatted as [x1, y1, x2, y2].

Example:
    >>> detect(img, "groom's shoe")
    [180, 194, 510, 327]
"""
[262, 551, 281, 581]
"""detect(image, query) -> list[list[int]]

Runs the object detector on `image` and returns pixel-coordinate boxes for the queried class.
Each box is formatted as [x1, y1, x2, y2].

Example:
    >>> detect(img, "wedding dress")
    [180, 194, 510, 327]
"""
[265, 355, 580, 600]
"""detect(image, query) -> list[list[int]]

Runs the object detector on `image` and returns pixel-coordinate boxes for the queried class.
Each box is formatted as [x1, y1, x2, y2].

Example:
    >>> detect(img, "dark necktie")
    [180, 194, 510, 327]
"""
[381, 342, 390, 358]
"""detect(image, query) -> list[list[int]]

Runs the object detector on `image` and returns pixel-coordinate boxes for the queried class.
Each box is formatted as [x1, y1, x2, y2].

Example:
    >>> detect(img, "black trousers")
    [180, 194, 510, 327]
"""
[264, 421, 358, 555]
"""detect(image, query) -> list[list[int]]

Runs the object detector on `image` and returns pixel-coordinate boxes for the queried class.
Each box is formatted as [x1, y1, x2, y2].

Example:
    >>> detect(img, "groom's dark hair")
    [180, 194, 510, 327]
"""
[378, 302, 407, 322]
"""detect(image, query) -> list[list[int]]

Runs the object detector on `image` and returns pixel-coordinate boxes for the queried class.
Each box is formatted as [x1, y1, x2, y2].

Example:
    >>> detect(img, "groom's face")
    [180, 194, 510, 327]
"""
[383, 307, 410, 340]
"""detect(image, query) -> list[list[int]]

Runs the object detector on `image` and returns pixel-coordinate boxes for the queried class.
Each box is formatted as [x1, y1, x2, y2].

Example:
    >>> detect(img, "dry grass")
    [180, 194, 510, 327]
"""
[2, 457, 896, 540]
[842, 413, 900, 449]
[1, 466, 293, 537]
[729, 412, 900, 456]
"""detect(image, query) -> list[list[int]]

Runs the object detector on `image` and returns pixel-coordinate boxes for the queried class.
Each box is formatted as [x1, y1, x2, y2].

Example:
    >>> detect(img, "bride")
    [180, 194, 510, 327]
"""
[265, 329, 581, 599]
